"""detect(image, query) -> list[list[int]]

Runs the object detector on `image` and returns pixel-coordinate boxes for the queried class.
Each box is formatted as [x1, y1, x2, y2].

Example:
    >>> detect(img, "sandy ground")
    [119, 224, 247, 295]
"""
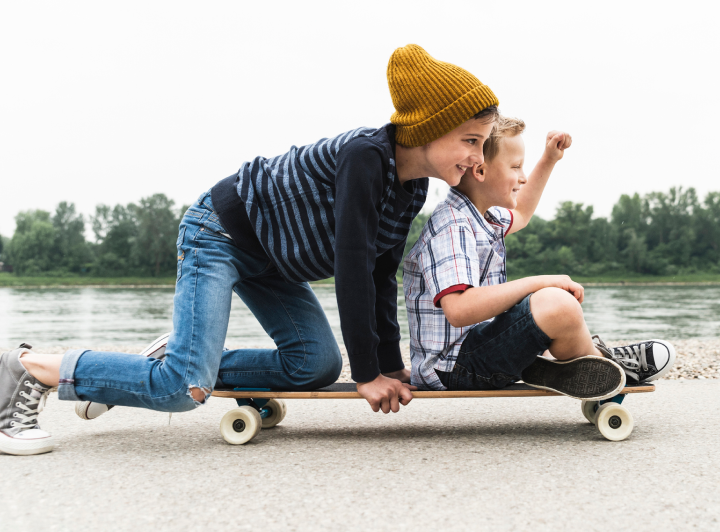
[1, 380, 718, 531]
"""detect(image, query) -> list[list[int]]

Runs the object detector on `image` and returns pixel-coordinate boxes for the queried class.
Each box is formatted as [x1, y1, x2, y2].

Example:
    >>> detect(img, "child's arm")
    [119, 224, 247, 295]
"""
[508, 131, 572, 235]
[441, 274, 584, 328]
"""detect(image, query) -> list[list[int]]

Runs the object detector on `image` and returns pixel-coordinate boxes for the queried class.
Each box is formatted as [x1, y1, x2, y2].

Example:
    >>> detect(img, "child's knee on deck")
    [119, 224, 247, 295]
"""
[529, 286, 585, 336]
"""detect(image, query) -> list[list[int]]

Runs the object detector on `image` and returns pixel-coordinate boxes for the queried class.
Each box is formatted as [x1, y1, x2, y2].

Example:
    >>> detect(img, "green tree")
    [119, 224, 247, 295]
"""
[7, 211, 57, 275]
[132, 194, 180, 276]
[403, 213, 430, 258]
[694, 192, 720, 269]
[549, 202, 594, 263]
[91, 204, 138, 276]
[52, 202, 89, 273]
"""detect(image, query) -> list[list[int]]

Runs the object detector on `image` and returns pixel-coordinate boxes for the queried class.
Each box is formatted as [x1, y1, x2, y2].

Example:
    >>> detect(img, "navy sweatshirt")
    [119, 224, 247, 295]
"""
[212, 124, 428, 382]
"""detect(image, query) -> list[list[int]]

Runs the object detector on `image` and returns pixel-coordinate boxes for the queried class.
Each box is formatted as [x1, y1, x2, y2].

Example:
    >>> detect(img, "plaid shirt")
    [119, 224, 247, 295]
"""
[403, 188, 513, 390]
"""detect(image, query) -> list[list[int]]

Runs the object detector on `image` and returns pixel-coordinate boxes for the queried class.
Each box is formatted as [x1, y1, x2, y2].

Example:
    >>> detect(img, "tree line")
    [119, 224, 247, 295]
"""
[1, 187, 718, 278]
[405, 187, 720, 278]
[0, 194, 186, 277]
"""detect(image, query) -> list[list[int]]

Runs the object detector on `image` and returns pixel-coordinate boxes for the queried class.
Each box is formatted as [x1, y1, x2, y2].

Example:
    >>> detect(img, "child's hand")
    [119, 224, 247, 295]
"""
[549, 274, 585, 303]
[543, 130, 572, 162]
[357, 374, 416, 413]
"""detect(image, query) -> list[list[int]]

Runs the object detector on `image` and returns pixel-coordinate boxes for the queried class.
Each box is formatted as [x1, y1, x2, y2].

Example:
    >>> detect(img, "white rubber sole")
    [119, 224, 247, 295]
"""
[523, 356, 627, 401]
[74, 401, 113, 420]
[643, 339, 677, 382]
[0, 431, 54, 456]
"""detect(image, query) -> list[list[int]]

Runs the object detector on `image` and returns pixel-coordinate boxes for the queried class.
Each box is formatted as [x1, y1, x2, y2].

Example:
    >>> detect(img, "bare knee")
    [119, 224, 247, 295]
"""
[189, 385, 211, 404]
[530, 287, 584, 336]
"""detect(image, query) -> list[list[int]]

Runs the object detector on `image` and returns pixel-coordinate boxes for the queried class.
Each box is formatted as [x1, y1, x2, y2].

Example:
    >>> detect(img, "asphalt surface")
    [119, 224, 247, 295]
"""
[2, 380, 718, 532]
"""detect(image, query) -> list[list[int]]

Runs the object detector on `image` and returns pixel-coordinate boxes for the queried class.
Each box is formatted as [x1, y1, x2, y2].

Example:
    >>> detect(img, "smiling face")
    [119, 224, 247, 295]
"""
[421, 118, 495, 187]
[479, 134, 527, 209]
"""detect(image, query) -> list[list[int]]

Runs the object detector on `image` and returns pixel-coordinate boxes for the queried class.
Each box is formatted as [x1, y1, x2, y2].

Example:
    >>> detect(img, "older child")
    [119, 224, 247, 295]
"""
[403, 116, 675, 394]
[1, 45, 501, 455]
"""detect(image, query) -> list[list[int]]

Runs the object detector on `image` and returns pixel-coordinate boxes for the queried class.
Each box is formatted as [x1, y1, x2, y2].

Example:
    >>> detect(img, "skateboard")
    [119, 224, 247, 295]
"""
[211, 382, 655, 444]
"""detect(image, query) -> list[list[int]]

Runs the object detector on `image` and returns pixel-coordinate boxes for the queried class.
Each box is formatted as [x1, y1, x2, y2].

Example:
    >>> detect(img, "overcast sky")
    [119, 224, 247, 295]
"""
[1, 1, 718, 238]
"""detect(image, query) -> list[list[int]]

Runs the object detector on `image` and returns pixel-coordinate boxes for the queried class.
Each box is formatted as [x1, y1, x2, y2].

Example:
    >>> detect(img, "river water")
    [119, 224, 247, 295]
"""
[1, 285, 719, 348]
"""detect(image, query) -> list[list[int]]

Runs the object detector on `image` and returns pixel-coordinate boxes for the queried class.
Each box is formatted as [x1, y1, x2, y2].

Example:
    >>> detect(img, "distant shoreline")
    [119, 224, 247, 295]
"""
[3, 271, 720, 289]
[3, 281, 720, 289]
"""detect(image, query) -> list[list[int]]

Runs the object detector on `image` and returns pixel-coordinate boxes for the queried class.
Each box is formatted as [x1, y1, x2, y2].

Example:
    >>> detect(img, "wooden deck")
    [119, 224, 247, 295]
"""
[212, 382, 655, 400]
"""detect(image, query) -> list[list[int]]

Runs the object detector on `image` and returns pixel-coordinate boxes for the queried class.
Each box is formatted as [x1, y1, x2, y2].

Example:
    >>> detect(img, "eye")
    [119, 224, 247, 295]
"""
[465, 139, 477, 145]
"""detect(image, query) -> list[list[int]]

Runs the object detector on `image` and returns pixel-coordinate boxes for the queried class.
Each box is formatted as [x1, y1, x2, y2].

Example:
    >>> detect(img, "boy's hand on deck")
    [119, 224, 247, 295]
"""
[548, 274, 585, 303]
[543, 130, 572, 162]
[357, 374, 416, 413]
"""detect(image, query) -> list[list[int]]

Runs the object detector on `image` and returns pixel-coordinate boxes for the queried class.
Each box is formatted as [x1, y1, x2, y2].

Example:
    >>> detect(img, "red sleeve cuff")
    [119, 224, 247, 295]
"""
[505, 210, 514, 236]
[433, 284, 472, 308]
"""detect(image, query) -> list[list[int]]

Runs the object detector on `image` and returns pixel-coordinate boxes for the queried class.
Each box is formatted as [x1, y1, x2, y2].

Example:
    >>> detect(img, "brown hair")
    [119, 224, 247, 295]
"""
[483, 115, 526, 162]
[472, 105, 499, 124]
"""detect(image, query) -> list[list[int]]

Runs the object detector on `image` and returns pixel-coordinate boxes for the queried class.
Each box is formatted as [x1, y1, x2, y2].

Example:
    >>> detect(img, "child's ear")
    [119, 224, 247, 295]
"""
[472, 163, 486, 182]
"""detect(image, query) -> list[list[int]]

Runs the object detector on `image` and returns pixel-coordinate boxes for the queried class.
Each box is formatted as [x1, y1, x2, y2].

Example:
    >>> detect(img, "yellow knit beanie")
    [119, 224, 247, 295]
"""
[388, 44, 499, 148]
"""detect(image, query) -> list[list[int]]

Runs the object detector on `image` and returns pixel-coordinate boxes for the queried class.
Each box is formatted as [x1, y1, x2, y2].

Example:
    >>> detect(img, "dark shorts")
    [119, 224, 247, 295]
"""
[436, 294, 552, 391]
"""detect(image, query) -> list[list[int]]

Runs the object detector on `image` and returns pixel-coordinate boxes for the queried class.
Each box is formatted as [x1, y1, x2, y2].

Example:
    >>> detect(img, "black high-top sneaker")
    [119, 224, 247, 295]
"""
[521, 355, 626, 400]
[593, 336, 676, 383]
[74, 332, 171, 420]
[0, 344, 55, 455]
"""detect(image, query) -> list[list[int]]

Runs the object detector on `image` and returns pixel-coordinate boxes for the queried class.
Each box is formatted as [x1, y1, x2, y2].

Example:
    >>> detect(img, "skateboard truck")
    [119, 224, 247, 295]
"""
[233, 388, 274, 420]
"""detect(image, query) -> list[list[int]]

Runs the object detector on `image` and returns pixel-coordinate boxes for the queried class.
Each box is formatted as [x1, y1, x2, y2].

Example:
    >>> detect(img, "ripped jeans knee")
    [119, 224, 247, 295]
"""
[188, 385, 212, 406]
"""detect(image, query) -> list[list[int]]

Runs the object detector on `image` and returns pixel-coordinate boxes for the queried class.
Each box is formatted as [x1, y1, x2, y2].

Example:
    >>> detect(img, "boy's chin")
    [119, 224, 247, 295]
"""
[502, 198, 518, 210]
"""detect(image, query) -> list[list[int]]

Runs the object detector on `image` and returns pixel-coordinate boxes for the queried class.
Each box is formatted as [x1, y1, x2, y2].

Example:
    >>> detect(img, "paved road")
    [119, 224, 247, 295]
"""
[2, 380, 718, 531]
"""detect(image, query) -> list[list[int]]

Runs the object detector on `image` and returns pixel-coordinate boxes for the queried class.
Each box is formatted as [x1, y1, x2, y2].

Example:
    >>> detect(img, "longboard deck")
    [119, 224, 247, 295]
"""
[212, 382, 655, 400]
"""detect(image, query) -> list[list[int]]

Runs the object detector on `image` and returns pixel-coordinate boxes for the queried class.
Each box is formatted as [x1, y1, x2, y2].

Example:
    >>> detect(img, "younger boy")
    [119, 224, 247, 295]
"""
[403, 117, 675, 396]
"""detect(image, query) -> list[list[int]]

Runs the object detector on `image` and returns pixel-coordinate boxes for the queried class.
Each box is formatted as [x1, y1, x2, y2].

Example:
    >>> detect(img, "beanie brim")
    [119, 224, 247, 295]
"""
[393, 84, 499, 148]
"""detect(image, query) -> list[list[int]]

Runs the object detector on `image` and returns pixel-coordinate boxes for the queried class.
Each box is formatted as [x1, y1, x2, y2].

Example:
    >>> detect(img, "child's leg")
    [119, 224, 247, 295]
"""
[52, 199, 250, 411]
[216, 269, 342, 391]
[528, 287, 603, 360]
[435, 294, 553, 391]
[435, 289, 623, 399]
[15, 193, 247, 412]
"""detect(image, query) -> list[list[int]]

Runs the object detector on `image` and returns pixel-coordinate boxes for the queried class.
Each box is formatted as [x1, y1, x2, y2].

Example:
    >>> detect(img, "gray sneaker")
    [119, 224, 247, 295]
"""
[593, 336, 676, 383]
[0, 344, 55, 456]
[74, 332, 171, 420]
[521, 355, 626, 400]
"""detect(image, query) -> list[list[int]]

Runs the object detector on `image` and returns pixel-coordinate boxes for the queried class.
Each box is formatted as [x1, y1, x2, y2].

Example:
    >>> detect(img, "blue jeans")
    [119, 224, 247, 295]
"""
[58, 191, 342, 412]
[435, 294, 552, 390]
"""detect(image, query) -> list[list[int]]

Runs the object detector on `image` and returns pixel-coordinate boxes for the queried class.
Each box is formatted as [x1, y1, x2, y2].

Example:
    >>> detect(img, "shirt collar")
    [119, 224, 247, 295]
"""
[445, 188, 504, 235]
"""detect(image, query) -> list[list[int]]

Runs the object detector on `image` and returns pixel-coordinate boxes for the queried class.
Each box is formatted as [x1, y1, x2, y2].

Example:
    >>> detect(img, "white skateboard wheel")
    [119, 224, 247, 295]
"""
[261, 399, 287, 429]
[581, 400, 599, 424]
[595, 403, 634, 441]
[219, 406, 262, 445]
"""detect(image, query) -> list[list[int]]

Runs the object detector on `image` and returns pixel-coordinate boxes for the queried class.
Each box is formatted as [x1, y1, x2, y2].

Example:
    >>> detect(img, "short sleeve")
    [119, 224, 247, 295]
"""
[487, 206, 514, 235]
[416, 225, 480, 306]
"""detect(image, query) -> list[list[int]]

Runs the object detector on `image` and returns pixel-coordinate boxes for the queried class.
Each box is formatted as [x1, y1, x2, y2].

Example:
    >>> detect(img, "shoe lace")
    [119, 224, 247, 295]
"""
[11, 380, 51, 431]
[592, 335, 648, 377]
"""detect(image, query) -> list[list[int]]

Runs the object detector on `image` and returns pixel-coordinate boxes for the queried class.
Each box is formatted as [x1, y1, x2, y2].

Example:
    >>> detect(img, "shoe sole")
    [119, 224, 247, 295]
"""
[0, 432, 54, 456]
[75, 333, 171, 420]
[522, 356, 626, 400]
[643, 339, 677, 382]
[74, 401, 115, 420]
